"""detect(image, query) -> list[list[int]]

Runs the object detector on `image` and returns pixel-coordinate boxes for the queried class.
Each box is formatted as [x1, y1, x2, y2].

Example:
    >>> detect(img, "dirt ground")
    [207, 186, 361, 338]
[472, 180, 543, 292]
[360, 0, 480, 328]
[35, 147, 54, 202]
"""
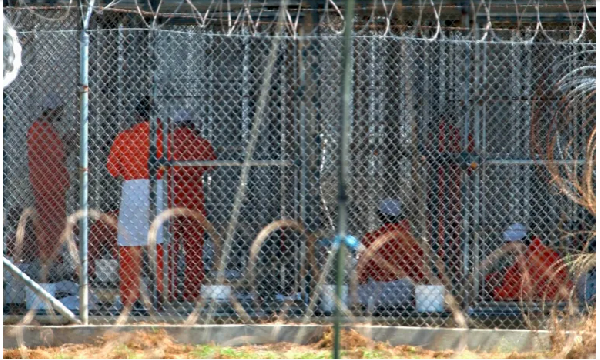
[3, 328, 553, 359]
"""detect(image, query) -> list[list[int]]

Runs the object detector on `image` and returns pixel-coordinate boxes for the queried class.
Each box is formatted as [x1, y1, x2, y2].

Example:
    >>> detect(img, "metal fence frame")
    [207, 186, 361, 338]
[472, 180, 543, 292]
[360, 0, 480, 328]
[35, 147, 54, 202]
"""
[3, 5, 596, 328]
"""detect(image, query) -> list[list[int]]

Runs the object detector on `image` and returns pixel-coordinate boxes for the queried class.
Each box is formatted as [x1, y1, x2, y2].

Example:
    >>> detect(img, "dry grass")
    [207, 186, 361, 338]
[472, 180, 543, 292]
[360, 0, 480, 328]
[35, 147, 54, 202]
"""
[3, 329, 553, 359]
[549, 310, 596, 359]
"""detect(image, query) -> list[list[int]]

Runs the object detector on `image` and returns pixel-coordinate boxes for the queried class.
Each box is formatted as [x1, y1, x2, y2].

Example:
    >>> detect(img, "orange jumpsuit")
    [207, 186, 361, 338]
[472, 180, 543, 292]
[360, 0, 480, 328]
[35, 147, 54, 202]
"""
[488, 237, 573, 301]
[359, 221, 426, 285]
[27, 120, 69, 266]
[168, 126, 216, 301]
[107, 121, 166, 306]
[107, 122, 216, 304]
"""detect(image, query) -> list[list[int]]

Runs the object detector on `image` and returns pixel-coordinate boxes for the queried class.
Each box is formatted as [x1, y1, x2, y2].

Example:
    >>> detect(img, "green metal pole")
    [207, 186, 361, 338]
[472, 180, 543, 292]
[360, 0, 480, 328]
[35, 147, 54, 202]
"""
[334, 0, 355, 358]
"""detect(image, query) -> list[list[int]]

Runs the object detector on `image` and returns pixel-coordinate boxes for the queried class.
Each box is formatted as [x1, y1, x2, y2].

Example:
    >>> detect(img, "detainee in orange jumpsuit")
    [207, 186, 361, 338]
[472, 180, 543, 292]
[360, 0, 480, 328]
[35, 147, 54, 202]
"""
[107, 98, 167, 309]
[485, 223, 573, 301]
[27, 94, 76, 275]
[167, 110, 216, 301]
[358, 199, 426, 285]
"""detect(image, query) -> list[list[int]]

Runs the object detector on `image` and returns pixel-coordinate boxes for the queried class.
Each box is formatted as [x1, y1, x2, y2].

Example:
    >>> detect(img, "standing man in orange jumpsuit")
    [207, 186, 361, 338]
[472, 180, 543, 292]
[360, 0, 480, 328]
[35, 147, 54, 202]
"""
[107, 97, 167, 311]
[27, 93, 76, 280]
[168, 110, 216, 302]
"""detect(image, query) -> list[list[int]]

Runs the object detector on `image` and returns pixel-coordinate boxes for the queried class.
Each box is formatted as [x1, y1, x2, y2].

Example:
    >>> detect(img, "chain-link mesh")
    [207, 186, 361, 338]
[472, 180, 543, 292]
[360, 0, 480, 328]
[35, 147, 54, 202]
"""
[3, 6, 595, 328]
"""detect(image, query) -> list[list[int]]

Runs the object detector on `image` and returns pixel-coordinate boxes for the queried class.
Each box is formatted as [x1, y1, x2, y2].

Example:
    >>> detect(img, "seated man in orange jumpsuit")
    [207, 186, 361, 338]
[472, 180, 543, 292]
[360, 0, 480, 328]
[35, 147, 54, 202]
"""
[27, 93, 77, 281]
[107, 97, 167, 312]
[357, 199, 427, 308]
[486, 223, 573, 302]
[167, 110, 216, 302]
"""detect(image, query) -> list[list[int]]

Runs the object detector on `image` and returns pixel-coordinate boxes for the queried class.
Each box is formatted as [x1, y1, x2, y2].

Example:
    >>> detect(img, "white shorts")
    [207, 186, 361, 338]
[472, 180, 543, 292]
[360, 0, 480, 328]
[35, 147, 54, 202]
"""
[117, 179, 165, 247]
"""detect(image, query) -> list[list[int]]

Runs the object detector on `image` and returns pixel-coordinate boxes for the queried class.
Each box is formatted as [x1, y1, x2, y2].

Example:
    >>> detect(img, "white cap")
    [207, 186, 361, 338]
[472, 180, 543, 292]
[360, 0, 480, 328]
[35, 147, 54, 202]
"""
[378, 199, 401, 217]
[503, 223, 527, 242]
[42, 92, 63, 110]
[172, 110, 192, 124]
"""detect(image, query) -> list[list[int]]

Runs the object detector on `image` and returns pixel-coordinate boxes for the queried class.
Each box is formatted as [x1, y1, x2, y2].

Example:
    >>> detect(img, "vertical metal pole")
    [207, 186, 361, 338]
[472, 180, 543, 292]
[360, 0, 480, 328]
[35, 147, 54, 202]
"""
[460, 37, 471, 309]
[118, 24, 124, 120]
[480, 35, 488, 293]
[298, 28, 309, 304]
[460, 0, 473, 310]
[148, 4, 161, 309]
[443, 35, 453, 285]
[79, 0, 94, 325]
[240, 26, 251, 278]
[168, 32, 178, 295]
[334, 0, 355, 357]
[508, 32, 517, 222]
[472, 23, 481, 304]
[433, 37, 446, 280]
[292, 38, 300, 231]
[308, 1, 322, 300]
[161, 32, 171, 306]
[423, 40, 434, 278]
[280, 33, 287, 224]
[242, 28, 250, 145]
[524, 29, 533, 228]
[299, 32, 308, 303]
[367, 38, 376, 232]
[148, 29, 159, 310]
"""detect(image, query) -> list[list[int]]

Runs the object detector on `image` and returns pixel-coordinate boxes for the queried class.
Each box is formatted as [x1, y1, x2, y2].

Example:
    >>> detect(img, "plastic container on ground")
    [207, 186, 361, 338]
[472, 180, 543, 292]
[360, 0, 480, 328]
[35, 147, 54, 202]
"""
[415, 284, 446, 313]
[201, 285, 232, 302]
[319, 285, 348, 313]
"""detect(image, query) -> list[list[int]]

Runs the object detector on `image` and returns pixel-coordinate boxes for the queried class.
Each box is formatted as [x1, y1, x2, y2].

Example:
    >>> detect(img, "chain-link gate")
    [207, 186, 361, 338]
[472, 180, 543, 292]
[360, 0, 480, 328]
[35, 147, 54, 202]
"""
[3, 5, 595, 328]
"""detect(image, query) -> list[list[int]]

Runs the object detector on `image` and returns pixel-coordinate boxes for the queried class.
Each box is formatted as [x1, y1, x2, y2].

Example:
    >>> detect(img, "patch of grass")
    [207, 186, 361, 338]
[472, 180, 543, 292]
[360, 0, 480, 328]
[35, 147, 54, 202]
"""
[52, 353, 73, 359]
[191, 344, 219, 358]
[288, 349, 330, 359]
[112, 344, 143, 359]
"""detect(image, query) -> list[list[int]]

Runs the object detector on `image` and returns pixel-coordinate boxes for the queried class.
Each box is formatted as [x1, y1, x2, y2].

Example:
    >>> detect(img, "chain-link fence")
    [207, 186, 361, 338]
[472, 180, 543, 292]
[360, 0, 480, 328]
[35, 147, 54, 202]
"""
[3, 6, 596, 329]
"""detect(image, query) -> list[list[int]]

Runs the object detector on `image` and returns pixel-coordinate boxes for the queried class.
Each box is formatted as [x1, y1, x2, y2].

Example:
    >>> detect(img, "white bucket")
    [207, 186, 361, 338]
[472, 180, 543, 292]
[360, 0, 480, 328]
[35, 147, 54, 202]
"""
[95, 260, 119, 284]
[415, 285, 445, 313]
[201, 285, 232, 302]
[26, 283, 57, 311]
[319, 285, 348, 313]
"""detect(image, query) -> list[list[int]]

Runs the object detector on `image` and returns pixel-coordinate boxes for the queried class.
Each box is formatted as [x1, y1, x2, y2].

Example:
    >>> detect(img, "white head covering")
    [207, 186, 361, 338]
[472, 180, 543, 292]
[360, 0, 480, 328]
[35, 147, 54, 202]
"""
[42, 92, 63, 111]
[379, 199, 402, 217]
[503, 223, 527, 242]
[172, 110, 192, 124]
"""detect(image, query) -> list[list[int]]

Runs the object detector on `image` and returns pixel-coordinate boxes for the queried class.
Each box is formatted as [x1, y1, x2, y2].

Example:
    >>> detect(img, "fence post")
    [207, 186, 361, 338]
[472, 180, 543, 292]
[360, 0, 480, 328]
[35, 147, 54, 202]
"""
[79, 0, 94, 325]
[148, 28, 159, 312]
[334, 0, 355, 358]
